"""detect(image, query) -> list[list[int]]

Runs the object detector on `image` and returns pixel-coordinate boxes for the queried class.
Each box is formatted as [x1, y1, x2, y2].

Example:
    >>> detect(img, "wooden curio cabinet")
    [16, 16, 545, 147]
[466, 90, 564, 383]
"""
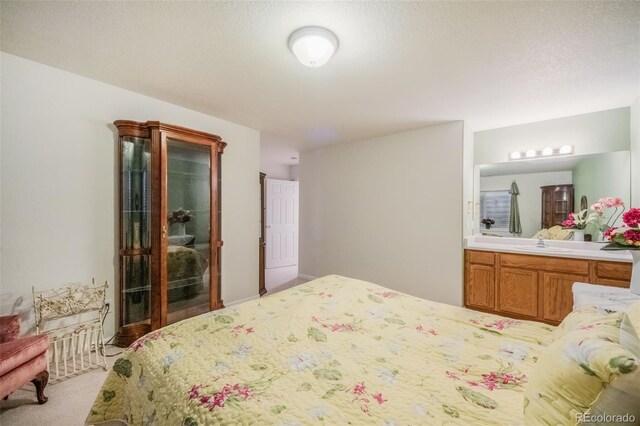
[114, 120, 226, 347]
[541, 184, 574, 229]
[258, 173, 267, 297]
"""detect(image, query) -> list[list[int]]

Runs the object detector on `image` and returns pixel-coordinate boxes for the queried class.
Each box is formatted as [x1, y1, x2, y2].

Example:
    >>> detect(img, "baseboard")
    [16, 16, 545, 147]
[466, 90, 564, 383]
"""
[298, 274, 319, 281]
[225, 294, 260, 307]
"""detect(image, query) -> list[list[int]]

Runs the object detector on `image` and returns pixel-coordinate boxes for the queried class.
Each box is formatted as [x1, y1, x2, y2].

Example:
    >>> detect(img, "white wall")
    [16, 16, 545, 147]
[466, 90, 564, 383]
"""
[259, 160, 299, 182]
[289, 164, 300, 181]
[480, 171, 572, 238]
[631, 97, 640, 207]
[572, 151, 631, 216]
[463, 124, 475, 236]
[474, 107, 630, 165]
[260, 160, 291, 180]
[299, 122, 464, 306]
[0, 53, 260, 337]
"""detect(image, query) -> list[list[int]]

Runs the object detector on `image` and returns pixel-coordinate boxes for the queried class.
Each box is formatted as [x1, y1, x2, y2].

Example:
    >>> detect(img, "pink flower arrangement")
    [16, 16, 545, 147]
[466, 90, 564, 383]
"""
[602, 207, 640, 249]
[623, 208, 640, 227]
[591, 197, 625, 210]
[588, 197, 626, 232]
[562, 210, 589, 229]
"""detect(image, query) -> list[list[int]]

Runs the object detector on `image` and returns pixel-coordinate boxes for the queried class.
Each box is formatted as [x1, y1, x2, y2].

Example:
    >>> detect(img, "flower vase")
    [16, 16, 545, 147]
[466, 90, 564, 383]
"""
[630, 250, 640, 296]
[572, 229, 585, 241]
[173, 222, 186, 236]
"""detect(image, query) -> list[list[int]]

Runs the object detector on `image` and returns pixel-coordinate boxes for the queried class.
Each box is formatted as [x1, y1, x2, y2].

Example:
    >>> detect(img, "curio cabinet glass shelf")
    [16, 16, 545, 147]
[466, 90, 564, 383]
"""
[115, 120, 226, 347]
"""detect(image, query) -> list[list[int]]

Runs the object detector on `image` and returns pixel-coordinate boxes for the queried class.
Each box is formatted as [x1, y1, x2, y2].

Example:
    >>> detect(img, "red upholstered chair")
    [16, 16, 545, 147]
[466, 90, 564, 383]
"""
[0, 315, 49, 404]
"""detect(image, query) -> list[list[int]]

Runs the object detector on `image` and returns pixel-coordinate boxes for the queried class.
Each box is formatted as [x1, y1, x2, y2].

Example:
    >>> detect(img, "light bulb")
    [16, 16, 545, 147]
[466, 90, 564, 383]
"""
[559, 145, 572, 154]
[510, 151, 522, 160]
[526, 149, 536, 158]
[542, 147, 553, 156]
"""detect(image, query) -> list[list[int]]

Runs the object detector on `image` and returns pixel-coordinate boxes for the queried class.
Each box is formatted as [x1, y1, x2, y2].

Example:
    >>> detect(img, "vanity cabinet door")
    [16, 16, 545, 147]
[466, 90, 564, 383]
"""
[497, 267, 538, 318]
[466, 264, 495, 309]
[541, 272, 588, 323]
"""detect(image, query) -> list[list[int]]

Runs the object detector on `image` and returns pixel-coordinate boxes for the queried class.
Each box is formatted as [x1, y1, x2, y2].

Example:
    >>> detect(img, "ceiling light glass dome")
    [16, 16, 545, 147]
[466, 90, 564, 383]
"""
[288, 26, 339, 68]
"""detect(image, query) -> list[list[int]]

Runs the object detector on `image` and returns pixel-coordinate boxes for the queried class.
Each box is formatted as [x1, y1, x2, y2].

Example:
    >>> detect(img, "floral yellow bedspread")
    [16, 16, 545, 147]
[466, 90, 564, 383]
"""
[87, 275, 554, 425]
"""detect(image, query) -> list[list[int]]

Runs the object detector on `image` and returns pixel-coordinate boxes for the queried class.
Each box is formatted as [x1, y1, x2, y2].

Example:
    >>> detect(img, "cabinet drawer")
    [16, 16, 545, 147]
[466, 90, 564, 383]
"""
[595, 261, 632, 281]
[467, 250, 495, 265]
[501, 253, 589, 275]
[592, 278, 631, 288]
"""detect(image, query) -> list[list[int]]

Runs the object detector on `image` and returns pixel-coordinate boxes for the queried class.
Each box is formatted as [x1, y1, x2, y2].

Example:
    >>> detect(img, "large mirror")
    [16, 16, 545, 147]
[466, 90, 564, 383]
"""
[475, 151, 631, 238]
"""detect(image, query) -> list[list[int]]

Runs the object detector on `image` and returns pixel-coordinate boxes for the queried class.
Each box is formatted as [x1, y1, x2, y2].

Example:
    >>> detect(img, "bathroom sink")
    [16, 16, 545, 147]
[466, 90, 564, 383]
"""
[511, 246, 572, 254]
[168, 234, 195, 246]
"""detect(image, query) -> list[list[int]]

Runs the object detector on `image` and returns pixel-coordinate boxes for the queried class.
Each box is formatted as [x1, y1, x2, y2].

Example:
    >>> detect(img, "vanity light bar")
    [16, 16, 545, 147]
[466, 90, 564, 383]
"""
[508, 145, 574, 161]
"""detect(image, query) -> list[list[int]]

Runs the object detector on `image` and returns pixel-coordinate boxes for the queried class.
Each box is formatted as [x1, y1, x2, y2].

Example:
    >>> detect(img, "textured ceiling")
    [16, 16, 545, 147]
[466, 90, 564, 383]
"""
[2, 1, 639, 165]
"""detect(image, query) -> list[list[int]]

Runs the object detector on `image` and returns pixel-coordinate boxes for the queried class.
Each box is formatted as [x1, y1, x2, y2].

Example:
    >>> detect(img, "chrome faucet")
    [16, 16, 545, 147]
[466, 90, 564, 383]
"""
[536, 235, 546, 248]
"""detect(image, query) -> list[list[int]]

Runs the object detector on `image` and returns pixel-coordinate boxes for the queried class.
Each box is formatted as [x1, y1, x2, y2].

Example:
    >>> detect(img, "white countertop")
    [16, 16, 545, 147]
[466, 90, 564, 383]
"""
[464, 235, 634, 263]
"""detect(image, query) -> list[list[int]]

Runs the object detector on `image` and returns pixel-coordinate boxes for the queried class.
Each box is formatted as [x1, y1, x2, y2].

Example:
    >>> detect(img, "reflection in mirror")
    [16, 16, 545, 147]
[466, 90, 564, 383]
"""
[477, 151, 631, 239]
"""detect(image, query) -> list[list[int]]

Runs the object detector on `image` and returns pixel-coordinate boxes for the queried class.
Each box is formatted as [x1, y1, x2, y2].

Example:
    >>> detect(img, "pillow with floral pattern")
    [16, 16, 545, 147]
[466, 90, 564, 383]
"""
[524, 310, 637, 425]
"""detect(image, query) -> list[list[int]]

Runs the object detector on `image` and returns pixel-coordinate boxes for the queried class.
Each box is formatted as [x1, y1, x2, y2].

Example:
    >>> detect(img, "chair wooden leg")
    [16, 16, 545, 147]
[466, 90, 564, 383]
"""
[31, 370, 49, 404]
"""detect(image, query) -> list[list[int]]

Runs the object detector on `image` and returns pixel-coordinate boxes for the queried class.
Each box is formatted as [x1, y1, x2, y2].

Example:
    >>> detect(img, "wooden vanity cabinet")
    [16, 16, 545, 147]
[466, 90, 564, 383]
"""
[464, 249, 632, 325]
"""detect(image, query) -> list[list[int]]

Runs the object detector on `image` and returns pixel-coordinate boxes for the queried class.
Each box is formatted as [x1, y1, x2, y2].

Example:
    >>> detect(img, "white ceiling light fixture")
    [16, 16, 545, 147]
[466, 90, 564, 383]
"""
[509, 145, 575, 161]
[559, 145, 573, 154]
[288, 26, 339, 68]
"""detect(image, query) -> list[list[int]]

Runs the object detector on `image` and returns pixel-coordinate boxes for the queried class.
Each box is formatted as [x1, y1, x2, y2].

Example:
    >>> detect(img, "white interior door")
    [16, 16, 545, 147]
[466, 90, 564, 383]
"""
[266, 179, 298, 269]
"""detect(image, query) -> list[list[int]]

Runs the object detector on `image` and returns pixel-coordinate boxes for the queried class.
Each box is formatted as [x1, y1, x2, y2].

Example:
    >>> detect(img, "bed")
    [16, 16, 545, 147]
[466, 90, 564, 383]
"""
[87, 275, 557, 425]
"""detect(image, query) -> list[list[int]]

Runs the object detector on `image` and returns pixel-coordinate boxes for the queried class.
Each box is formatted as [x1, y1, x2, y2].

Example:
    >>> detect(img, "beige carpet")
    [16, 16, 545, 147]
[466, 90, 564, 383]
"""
[0, 277, 309, 425]
[265, 276, 309, 294]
